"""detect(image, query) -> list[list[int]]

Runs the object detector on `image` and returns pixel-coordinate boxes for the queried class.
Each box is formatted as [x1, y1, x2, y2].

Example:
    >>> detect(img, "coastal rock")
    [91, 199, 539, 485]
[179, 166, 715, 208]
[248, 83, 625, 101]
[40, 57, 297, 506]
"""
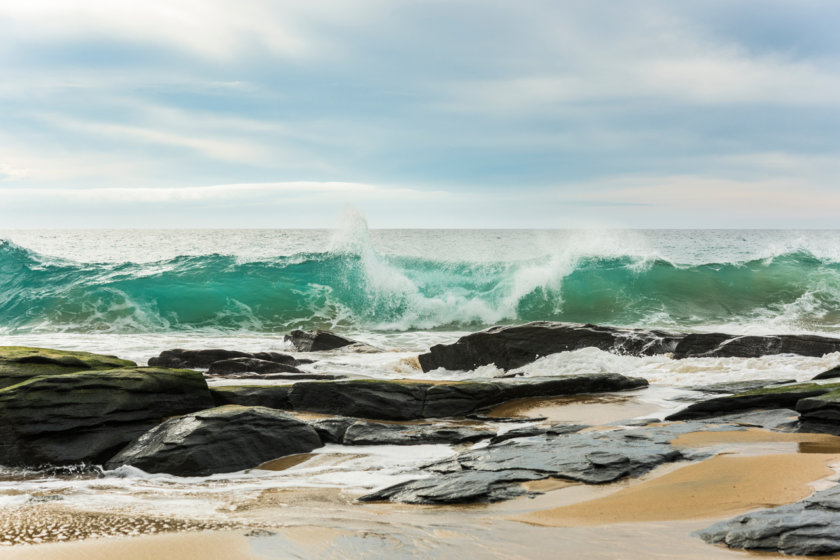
[210, 385, 293, 410]
[697, 484, 840, 556]
[0, 346, 136, 389]
[361, 425, 690, 504]
[666, 384, 833, 421]
[341, 422, 495, 446]
[284, 330, 374, 352]
[687, 379, 796, 394]
[672, 333, 840, 359]
[795, 388, 840, 423]
[0, 367, 213, 466]
[488, 424, 587, 445]
[813, 365, 840, 380]
[310, 417, 356, 444]
[148, 349, 299, 369]
[106, 405, 322, 476]
[417, 322, 682, 372]
[207, 358, 301, 375]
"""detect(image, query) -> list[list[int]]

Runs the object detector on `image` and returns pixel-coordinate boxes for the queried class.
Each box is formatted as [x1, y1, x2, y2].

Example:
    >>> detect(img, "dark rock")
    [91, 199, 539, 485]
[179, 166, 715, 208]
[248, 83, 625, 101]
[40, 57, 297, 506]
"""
[148, 349, 299, 369]
[795, 388, 840, 423]
[341, 422, 495, 446]
[210, 385, 293, 410]
[813, 365, 840, 380]
[418, 322, 682, 372]
[284, 330, 371, 352]
[310, 417, 356, 444]
[207, 358, 301, 375]
[687, 379, 796, 394]
[106, 405, 322, 476]
[0, 367, 213, 466]
[666, 384, 831, 421]
[673, 333, 840, 359]
[290, 380, 428, 420]
[361, 424, 694, 504]
[697, 484, 840, 556]
[0, 347, 136, 389]
[699, 409, 800, 431]
[489, 424, 587, 445]
[208, 372, 343, 381]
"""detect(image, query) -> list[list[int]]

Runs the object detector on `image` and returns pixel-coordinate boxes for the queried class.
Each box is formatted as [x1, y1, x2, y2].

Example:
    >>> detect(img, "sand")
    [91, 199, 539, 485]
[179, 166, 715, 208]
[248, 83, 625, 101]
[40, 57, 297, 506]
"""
[516, 452, 840, 527]
[488, 392, 660, 424]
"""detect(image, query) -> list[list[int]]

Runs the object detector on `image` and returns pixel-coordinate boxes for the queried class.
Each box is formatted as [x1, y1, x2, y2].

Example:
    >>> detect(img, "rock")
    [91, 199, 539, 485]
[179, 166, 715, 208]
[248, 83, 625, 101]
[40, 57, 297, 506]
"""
[795, 388, 840, 423]
[208, 372, 343, 381]
[310, 417, 356, 444]
[361, 424, 694, 504]
[687, 379, 796, 394]
[207, 358, 301, 375]
[148, 349, 299, 369]
[0, 347, 136, 389]
[489, 424, 587, 445]
[813, 365, 840, 380]
[700, 409, 800, 431]
[666, 384, 833, 421]
[212, 374, 646, 421]
[697, 484, 840, 556]
[418, 322, 682, 372]
[0, 367, 213, 466]
[341, 422, 495, 446]
[106, 405, 322, 476]
[210, 385, 294, 410]
[284, 330, 372, 352]
[673, 333, 840, 359]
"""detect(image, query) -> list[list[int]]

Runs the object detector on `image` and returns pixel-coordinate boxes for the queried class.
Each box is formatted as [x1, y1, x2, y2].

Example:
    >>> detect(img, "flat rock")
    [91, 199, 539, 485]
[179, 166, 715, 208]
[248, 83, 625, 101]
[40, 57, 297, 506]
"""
[210, 385, 293, 410]
[489, 424, 587, 445]
[207, 358, 301, 375]
[341, 422, 495, 446]
[697, 484, 840, 556]
[795, 388, 840, 423]
[813, 365, 840, 380]
[148, 349, 299, 369]
[687, 379, 796, 394]
[0, 347, 136, 389]
[673, 333, 840, 359]
[666, 384, 832, 421]
[0, 367, 213, 466]
[107, 405, 323, 476]
[284, 330, 375, 352]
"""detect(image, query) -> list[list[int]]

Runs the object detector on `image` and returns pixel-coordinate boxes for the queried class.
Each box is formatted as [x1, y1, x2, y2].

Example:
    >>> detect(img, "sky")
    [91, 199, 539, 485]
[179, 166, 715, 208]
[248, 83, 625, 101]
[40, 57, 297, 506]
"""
[0, 0, 839, 228]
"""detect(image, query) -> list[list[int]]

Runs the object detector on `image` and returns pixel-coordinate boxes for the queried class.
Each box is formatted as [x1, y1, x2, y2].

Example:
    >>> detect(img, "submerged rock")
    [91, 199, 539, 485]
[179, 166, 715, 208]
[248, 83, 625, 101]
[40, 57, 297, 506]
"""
[0, 367, 213, 466]
[417, 322, 840, 372]
[0, 346, 136, 389]
[284, 330, 374, 352]
[107, 405, 322, 476]
[697, 484, 840, 556]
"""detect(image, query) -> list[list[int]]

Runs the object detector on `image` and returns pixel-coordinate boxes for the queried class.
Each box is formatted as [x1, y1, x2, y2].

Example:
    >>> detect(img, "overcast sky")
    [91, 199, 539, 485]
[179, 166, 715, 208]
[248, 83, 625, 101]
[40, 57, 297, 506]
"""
[1, 0, 839, 228]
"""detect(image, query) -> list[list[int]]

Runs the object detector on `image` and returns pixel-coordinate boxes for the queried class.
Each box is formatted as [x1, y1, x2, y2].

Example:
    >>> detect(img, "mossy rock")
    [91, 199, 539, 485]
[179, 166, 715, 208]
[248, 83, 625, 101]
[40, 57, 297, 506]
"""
[0, 367, 213, 467]
[0, 346, 136, 389]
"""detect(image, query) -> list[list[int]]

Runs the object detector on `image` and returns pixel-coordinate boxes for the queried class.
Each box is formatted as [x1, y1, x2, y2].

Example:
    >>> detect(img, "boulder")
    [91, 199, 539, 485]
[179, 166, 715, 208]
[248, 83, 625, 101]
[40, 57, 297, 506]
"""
[697, 484, 840, 556]
[106, 405, 322, 476]
[665, 383, 834, 421]
[673, 333, 840, 359]
[0, 346, 136, 389]
[0, 367, 213, 466]
[148, 349, 299, 369]
[417, 322, 681, 372]
[284, 330, 376, 352]
[207, 358, 301, 375]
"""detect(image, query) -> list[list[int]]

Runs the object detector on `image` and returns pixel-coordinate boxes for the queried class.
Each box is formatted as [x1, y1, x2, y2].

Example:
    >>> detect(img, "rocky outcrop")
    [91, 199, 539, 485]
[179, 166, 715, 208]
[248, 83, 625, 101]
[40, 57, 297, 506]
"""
[813, 365, 840, 380]
[0, 368, 213, 466]
[212, 374, 647, 421]
[666, 384, 832, 421]
[284, 330, 369, 352]
[148, 349, 301, 369]
[341, 422, 495, 446]
[417, 323, 840, 372]
[698, 484, 840, 556]
[0, 347, 136, 389]
[418, 322, 681, 372]
[207, 358, 301, 375]
[106, 405, 323, 476]
[795, 388, 840, 423]
[672, 333, 840, 359]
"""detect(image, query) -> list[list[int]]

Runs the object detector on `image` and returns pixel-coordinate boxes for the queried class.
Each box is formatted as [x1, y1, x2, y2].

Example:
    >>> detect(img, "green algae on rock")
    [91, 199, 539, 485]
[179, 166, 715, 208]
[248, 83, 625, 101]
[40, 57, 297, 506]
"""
[0, 346, 136, 389]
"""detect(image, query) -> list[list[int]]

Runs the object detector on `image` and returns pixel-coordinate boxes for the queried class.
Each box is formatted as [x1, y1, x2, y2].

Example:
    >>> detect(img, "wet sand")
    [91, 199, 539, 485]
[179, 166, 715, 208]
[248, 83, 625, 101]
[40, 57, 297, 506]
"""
[488, 391, 661, 424]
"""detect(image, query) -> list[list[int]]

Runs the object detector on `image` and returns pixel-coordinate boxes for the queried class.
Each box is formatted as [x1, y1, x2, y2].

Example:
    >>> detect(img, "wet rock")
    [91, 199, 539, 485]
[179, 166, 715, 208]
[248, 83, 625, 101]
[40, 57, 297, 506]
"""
[673, 333, 840, 359]
[210, 385, 293, 410]
[489, 424, 587, 445]
[700, 409, 800, 431]
[813, 365, 840, 380]
[310, 417, 356, 444]
[284, 330, 375, 352]
[207, 358, 301, 375]
[0, 346, 136, 389]
[687, 379, 796, 394]
[148, 349, 300, 369]
[107, 405, 323, 476]
[795, 388, 840, 423]
[666, 384, 832, 421]
[361, 425, 692, 504]
[208, 372, 344, 381]
[418, 322, 682, 372]
[341, 422, 495, 446]
[0, 368, 213, 466]
[697, 484, 840, 556]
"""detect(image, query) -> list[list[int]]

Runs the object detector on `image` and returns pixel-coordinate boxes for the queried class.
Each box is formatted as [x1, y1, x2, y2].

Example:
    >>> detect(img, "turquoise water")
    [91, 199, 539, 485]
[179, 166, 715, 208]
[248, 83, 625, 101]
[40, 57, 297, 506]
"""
[2, 218, 840, 336]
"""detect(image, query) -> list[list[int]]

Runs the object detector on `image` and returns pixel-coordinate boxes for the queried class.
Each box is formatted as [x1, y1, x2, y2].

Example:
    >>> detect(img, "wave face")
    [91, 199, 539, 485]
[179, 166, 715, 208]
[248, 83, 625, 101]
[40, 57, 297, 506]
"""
[2, 234, 840, 335]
